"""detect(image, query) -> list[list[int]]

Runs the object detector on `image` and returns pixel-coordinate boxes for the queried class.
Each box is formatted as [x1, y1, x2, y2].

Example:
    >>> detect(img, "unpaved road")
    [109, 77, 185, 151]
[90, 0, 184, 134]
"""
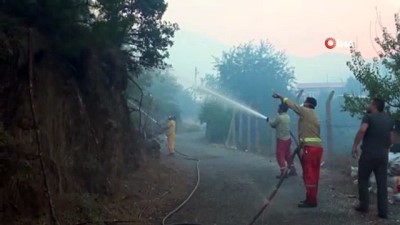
[159, 132, 400, 225]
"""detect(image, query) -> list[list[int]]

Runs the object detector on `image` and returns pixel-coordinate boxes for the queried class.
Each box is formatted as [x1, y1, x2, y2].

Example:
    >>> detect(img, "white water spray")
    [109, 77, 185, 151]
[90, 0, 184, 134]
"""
[128, 100, 159, 124]
[196, 86, 268, 120]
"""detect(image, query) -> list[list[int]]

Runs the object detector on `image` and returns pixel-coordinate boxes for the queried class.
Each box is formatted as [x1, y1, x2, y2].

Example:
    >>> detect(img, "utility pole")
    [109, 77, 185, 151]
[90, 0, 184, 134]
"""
[326, 91, 335, 154]
[194, 67, 198, 86]
[296, 90, 304, 103]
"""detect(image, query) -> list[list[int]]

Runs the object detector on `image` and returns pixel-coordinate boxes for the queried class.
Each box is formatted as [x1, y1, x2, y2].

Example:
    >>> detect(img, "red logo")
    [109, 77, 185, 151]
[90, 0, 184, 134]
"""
[325, 37, 336, 49]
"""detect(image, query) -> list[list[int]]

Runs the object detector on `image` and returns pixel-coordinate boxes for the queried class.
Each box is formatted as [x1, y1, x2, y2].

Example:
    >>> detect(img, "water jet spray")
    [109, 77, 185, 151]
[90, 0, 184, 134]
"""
[128, 100, 159, 124]
[195, 85, 268, 120]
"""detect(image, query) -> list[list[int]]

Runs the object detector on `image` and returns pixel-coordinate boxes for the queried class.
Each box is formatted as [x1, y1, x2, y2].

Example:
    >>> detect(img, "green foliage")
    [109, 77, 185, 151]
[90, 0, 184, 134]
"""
[132, 70, 198, 124]
[214, 40, 295, 106]
[343, 13, 400, 120]
[199, 101, 231, 143]
[0, 0, 178, 72]
[199, 40, 295, 144]
[145, 71, 182, 121]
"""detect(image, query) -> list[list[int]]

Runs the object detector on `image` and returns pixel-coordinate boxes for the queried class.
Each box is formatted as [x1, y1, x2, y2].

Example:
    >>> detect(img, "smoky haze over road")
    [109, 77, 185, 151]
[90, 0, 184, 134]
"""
[161, 132, 400, 225]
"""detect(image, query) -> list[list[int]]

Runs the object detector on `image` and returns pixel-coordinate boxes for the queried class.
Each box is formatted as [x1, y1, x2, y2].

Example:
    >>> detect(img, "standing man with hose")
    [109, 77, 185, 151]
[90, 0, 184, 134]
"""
[267, 104, 297, 179]
[272, 93, 323, 208]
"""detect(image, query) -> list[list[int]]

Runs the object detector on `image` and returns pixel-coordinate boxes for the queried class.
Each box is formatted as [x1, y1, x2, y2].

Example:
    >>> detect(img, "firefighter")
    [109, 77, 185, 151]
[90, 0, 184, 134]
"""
[267, 103, 297, 178]
[166, 116, 176, 155]
[272, 93, 323, 208]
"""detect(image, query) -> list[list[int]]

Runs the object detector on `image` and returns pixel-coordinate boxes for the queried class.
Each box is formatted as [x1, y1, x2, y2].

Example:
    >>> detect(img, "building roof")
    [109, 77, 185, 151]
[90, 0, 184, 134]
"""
[296, 82, 346, 89]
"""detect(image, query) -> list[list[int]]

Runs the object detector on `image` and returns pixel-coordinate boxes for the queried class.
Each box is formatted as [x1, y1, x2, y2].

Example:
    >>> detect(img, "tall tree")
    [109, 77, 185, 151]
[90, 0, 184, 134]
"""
[146, 71, 182, 121]
[343, 13, 400, 120]
[199, 41, 295, 146]
[0, 0, 178, 72]
[215, 41, 295, 111]
[133, 69, 198, 123]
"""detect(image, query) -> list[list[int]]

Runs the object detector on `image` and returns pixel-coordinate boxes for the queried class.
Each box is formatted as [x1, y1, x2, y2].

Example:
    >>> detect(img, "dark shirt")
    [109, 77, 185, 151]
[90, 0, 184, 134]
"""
[361, 112, 395, 156]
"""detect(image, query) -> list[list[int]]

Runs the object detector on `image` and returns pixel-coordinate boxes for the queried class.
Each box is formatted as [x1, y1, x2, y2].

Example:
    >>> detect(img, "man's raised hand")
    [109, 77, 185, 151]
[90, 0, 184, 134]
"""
[272, 93, 281, 99]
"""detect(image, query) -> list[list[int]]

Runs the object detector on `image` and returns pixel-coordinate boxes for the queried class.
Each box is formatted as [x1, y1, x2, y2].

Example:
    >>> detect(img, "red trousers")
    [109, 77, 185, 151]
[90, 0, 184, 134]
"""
[276, 138, 294, 171]
[301, 145, 323, 205]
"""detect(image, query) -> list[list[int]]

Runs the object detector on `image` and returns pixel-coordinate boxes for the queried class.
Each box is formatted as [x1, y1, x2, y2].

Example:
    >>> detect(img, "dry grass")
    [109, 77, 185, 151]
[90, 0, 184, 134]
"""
[52, 158, 192, 225]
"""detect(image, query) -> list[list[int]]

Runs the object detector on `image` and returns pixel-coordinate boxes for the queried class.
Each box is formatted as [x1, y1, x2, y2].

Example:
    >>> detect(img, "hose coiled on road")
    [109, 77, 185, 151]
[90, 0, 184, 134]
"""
[161, 150, 201, 225]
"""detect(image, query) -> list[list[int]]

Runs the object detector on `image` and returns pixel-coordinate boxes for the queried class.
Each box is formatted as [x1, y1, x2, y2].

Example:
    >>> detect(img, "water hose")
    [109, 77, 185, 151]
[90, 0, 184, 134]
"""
[133, 100, 303, 225]
[161, 150, 201, 225]
[162, 128, 302, 225]
[247, 130, 301, 225]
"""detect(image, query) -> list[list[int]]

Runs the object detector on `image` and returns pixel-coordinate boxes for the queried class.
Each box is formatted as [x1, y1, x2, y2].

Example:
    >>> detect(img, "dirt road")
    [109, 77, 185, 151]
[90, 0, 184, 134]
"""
[159, 132, 400, 225]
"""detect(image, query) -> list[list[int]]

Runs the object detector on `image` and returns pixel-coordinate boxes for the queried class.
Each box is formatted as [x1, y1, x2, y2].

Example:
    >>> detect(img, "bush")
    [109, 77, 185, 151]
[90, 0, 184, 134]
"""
[199, 101, 231, 143]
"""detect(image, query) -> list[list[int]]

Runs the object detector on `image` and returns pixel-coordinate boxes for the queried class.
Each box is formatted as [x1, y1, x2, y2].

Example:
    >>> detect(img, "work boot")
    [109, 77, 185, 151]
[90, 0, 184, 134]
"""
[288, 169, 297, 177]
[354, 205, 368, 213]
[298, 202, 317, 208]
[378, 214, 388, 219]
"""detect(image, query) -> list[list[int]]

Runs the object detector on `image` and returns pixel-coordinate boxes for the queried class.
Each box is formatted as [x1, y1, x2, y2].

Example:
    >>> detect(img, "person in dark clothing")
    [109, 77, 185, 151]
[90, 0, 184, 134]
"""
[352, 98, 395, 219]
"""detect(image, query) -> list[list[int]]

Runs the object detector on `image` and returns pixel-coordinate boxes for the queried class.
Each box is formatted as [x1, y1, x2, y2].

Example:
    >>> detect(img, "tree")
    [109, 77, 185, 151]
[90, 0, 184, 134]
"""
[199, 40, 295, 146]
[199, 100, 231, 143]
[0, 1, 179, 222]
[0, 0, 178, 73]
[147, 72, 182, 121]
[343, 14, 400, 120]
[131, 69, 198, 127]
[344, 77, 364, 95]
[215, 40, 295, 109]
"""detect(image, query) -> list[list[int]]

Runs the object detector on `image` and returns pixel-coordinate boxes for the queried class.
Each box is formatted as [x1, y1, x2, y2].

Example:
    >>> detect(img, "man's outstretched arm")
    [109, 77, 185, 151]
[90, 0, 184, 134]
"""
[272, 93, 303, 116]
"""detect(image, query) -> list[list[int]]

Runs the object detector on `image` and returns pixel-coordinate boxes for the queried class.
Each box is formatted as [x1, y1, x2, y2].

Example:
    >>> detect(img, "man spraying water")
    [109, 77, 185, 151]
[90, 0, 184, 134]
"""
[272, 92, 323, 208]
[267, 104, 297, 178]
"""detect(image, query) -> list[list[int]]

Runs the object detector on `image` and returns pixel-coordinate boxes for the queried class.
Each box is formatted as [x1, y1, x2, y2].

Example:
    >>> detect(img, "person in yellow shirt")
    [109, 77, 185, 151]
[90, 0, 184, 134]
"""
[166, 116, 176, 155]
[268, 104, 297, 179]
[273, 93, 323, 208]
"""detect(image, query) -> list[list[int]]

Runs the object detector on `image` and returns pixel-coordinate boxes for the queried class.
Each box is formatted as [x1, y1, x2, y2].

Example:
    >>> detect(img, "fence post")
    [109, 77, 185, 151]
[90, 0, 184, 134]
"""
[296, 89, 304, 103]
[239, 112, 243, 150]
[326, 91, 335, 153]
[255, 105, 261, 153]
[289, 89, 304, 148]
[247, 113, 251, 151]
[225, 110, 236, 149]
[225, 111, 233, 148]
[232, 111, 237, 149]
